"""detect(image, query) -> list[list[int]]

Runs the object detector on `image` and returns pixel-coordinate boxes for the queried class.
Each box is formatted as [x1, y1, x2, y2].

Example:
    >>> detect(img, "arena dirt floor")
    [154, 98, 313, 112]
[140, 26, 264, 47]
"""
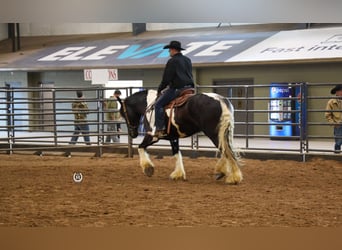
[0, 153, 341, 227]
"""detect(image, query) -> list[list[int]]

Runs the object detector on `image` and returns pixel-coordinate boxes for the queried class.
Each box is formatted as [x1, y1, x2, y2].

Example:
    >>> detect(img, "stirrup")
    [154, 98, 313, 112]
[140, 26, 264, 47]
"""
[154, 130, 167, 138]
[148, 127, 167, 138]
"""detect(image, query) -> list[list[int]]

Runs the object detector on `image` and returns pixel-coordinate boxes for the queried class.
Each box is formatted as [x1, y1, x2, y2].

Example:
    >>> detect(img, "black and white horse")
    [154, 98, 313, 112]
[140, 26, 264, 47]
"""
[118, 89, 243, 184]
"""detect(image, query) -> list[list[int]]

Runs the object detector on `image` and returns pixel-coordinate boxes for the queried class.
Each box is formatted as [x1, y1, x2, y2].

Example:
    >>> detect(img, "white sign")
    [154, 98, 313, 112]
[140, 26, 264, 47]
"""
[83, 69, 118, 82]
[226, 27, 342, 63]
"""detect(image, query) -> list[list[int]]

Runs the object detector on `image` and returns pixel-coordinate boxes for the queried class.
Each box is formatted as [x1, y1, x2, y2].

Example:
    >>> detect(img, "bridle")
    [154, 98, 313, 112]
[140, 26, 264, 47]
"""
[121, 99, 138, 133]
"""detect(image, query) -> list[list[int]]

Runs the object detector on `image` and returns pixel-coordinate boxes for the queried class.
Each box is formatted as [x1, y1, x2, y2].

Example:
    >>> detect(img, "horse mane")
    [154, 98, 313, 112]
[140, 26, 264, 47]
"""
[125, 89, 148, 105]
[122, 90, 152, 119]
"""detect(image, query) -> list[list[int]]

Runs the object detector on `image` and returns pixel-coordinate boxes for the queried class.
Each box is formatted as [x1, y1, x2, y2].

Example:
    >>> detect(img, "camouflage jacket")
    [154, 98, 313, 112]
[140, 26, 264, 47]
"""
[104, 96, 121, 121]
[72, 100, 89, 121]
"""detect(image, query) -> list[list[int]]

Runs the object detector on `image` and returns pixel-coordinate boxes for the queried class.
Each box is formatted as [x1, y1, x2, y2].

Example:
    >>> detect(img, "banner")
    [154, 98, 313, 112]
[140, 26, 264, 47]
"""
[4, 27, 342, 70]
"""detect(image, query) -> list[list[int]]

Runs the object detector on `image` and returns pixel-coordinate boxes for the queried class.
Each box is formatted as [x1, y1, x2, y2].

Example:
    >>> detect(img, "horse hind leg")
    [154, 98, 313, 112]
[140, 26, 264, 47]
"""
[208, 134, 229, 181]
[214, 156, 228, 180]
[222, 134, 243, 184]
[215, 149, 242, 184]
[225, 155, 243, 185]
[226, 130, 243, 184]
[216, 113, 243, 184]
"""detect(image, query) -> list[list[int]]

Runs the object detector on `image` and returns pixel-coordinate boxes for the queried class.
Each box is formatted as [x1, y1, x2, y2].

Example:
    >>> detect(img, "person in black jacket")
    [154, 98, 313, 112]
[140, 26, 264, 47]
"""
[153, 40, 194, 138]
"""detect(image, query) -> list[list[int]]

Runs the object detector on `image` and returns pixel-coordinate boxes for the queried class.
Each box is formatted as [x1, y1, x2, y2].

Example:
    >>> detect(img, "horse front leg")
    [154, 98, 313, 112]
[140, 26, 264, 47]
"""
[138, 135, 157, 177]
[169, 139, 186, 181]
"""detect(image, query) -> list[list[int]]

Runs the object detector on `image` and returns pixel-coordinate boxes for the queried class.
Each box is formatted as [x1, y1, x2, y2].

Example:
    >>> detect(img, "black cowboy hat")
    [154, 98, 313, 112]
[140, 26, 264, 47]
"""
[330, 84, 342, 94]
[163, 40, 185, 50]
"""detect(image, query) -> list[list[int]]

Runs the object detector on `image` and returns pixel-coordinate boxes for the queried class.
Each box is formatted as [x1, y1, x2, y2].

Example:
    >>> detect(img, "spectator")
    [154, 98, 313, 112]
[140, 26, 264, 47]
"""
[70, 90, 91, 145]
[104, 89, 122, 143]
[325, 84, 342, 153]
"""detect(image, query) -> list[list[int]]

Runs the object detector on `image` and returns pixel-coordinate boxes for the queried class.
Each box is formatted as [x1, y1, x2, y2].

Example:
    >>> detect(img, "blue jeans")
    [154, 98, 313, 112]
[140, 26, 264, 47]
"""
[334, 125, 342, 148]
[105, 122, 120, 142]
[70, 123, 90, 144]
[155, 88, 178, 130]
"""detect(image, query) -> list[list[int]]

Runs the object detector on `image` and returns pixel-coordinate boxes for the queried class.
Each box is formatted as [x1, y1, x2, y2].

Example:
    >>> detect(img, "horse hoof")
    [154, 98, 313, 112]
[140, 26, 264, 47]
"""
[144, 166, 154, 177]
[225, 174, 243, 185]
[215, 173, 225, 180]
[226, 181, 239, 185]
[169, 176, 187, 181]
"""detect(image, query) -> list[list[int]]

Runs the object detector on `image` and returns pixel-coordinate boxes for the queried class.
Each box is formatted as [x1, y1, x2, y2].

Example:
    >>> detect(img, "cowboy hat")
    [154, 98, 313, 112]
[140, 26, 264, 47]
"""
[163, 40, 185, 50]
[330, 84, 342, 94]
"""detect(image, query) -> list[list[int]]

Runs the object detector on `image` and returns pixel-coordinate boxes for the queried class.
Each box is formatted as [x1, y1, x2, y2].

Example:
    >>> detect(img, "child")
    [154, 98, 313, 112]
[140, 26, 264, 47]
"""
[325, 84, 342, 153]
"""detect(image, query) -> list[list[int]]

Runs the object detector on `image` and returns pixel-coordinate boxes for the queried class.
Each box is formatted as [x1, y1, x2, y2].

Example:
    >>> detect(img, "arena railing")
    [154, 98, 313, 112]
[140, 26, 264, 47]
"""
[0, 84, 340, 161]
[192, 83, 340, 161]
[0, 86, 138, 157]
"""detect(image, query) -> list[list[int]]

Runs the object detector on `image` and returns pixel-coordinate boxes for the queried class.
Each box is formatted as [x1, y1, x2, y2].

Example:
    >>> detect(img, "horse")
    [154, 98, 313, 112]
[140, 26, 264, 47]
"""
[117, 89, 243, 184]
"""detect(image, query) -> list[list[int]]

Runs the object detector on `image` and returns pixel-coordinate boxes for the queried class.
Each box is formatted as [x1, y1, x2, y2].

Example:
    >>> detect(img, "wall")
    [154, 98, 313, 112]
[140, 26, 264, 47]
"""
[0, 23, 7, 41]
[1, 62, 341, 138]
[146, 23, 220, 31]
[0, 71, 28, 87]
[0, 71, 95, 133]
[97, 63, 342, 138]
[39, 71, 96, 132]
[1, 23, 221, 37]
[36, 69, 166, 134]
[18, 23, 132, 36]
[196, 62, 342, 137]
[0, 71, 28, 131]
[0, 23, 247, 38]
[119, 68, 162, 87]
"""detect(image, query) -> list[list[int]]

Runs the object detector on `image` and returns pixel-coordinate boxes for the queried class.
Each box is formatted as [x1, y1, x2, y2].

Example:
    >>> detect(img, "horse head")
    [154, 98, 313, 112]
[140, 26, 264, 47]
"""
[117, 90, 148, 139]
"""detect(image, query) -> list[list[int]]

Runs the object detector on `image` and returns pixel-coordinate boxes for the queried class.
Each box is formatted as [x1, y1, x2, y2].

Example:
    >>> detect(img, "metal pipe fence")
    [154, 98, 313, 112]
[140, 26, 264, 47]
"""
[0, 83, 340, 161]
[0, 86, 137, 157]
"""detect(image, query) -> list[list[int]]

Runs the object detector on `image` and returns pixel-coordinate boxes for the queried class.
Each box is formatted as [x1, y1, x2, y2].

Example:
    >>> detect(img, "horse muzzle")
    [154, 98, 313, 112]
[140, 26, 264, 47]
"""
[128, 127, 139, 138]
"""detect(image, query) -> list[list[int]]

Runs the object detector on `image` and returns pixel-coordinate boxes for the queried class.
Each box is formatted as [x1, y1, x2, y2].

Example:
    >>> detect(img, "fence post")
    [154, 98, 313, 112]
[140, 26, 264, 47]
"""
[5, 85, 14, 154]
[96, 87, 103, 157]
[52, 89, 58, 146]
[302, 82, 309, 161]
[245, 85, 250, 148]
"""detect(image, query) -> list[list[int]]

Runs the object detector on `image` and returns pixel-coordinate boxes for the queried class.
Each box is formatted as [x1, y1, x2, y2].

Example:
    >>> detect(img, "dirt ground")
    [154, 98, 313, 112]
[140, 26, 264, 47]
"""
[0, 153, 341, 227]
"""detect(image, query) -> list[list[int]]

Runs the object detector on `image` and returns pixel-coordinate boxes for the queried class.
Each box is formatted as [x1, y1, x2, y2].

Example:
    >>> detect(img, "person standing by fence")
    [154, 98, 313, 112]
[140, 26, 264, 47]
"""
[325, 84, 342, 153]
[70, 90, 91, 145]
[104, 89, 122, 143]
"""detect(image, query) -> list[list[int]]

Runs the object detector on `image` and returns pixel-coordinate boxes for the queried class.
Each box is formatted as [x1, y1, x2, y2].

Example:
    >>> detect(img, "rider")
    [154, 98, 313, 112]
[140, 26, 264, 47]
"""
[153, 40, 194, 138]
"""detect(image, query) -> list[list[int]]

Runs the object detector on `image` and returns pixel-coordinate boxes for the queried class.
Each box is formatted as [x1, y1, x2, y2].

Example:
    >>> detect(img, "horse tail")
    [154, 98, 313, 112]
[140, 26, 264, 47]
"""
[216, 97, 243, 184]
[217, 98, 241, 164]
